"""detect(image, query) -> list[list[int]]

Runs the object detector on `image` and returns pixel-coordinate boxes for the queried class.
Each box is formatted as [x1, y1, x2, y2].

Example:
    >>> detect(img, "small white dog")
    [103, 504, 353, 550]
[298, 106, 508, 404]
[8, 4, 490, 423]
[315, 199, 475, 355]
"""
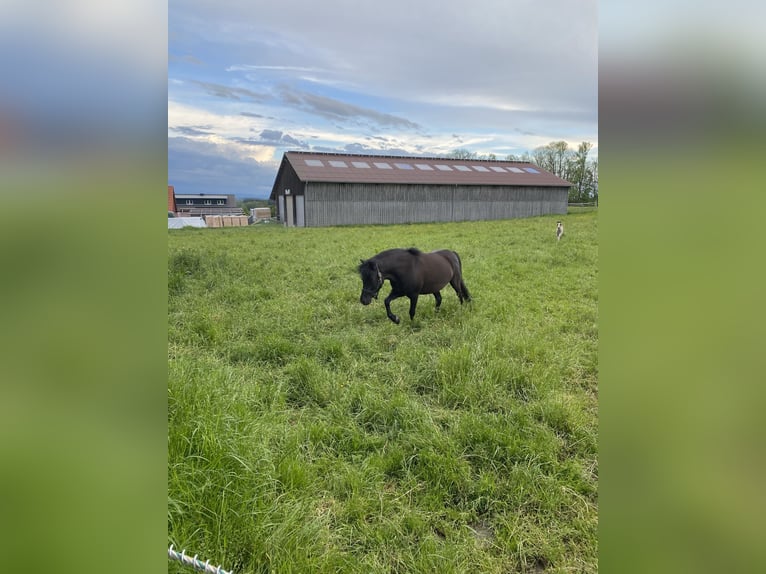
[556, 221, 564, 241]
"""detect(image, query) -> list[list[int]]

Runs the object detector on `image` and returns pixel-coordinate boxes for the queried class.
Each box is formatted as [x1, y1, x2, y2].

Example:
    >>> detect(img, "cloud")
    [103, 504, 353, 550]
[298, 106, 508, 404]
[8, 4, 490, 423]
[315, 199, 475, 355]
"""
[233, 129, 308, 148]
[189, 80, 269, 102]
[169, 53, 203, 66]
[171, 0, 596, 114]
[342, 142, 414, 156]
[259, 129, 283, 140]
[281, 134, 304, 146]
[169, 100, 275, 146]
[277, 86, 421, 130]
[227, 64, 328, 74]
[173, 125, 214, 136]
[169, 136, 277, 197]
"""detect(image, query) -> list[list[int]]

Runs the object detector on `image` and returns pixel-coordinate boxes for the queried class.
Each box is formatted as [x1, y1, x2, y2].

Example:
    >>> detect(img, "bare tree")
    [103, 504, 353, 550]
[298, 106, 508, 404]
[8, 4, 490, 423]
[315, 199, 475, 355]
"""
[550, 141, 569, 177]
[532, 141, 570, 178]
[447, 148, 478, 160]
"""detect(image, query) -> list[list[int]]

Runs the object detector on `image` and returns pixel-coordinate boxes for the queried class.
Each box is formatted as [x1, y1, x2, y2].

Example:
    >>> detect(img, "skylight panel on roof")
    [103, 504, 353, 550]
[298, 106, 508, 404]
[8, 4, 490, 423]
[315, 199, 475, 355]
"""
[394, 163, 414, 169]
[471, 166, 490, 172]
[454, 165, 471, 171]
[490, 166, 507, 172]
[415, 164, 434, 170]
[329, 160, 348, 167]
[524, 167, 540, 173]
[305, 159, 324, 167]
[434, 164, 452, 171]
[373, 162, 392, 169]
[508, 167, 524, 173]
[352, 161, 370, 168]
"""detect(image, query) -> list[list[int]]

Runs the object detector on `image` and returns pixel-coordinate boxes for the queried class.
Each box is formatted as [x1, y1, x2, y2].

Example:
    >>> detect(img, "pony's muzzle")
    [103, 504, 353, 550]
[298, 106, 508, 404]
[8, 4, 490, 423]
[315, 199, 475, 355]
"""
[360, 288, 380, 305]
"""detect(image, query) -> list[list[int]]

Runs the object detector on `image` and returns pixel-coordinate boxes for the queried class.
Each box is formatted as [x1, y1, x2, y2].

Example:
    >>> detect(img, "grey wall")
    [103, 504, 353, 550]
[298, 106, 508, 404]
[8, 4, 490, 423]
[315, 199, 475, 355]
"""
[274, 162, 305, 222]
[303, 183, 567, 227]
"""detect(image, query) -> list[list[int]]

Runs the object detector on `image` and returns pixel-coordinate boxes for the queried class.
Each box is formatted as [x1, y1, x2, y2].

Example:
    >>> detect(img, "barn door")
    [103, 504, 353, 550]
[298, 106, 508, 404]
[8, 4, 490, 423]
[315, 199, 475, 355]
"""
[295, 195, 305, 227]
[285, 195, 294, 226]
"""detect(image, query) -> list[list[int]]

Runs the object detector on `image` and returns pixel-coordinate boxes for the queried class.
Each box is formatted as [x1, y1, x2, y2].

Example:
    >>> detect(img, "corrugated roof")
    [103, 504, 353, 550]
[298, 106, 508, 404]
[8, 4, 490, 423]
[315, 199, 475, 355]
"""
[282, 151, 571, 188]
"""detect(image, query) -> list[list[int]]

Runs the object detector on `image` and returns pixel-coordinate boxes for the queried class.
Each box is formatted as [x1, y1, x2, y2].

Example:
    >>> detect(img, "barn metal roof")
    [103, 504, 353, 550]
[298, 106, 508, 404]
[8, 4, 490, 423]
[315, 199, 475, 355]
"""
[278, 151, 572, 189]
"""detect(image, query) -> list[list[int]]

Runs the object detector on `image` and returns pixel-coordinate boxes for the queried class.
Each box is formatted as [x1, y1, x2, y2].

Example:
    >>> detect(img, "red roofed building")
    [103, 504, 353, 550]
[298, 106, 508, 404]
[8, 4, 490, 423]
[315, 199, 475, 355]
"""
[168, 185, 177, 214]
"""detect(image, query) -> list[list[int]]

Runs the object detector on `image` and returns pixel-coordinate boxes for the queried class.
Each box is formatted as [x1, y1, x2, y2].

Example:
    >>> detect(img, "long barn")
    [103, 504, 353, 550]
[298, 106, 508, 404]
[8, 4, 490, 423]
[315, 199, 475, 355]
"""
[269, 151, 570, 227]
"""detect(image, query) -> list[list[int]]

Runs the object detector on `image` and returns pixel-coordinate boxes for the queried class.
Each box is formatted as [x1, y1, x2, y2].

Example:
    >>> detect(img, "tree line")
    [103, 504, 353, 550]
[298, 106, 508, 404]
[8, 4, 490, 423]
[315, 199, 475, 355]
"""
[237, 198, 275, 216]
[448, 141, 598, 204]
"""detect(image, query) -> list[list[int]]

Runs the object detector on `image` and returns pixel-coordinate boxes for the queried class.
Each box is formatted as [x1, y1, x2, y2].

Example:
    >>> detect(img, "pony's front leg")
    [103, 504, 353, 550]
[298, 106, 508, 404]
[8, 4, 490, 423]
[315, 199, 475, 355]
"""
[408, 294, 419, 320]
[433, 291, 442, 312]
[384, 292, 402, 324]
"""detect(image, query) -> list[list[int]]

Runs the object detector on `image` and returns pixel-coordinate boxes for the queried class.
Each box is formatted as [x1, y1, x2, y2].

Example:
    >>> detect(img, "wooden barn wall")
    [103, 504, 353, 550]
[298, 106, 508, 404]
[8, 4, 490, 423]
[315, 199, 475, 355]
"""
[274, 162, 305, 221]
[304, 184, 567, 227]
[453, 186, 568, 220]
[276, 163, 305, 196]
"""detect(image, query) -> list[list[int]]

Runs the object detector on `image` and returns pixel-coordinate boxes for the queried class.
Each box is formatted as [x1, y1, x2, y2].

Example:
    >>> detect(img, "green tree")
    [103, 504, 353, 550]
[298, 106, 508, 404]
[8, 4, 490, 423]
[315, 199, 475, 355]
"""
[238, 198, 274, 216]
[528, 141, 598, 203]
[566, 142, 594, 202]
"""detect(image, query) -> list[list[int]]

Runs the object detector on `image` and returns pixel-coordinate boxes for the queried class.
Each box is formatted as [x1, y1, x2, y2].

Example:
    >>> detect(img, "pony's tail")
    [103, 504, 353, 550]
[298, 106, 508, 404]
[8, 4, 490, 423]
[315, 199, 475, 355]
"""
[452, 250, 472, 302]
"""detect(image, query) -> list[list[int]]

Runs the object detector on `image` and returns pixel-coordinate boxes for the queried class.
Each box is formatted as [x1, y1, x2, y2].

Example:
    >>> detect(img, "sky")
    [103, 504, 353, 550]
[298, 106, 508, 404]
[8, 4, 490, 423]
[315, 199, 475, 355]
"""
[169, 0, 598, 199]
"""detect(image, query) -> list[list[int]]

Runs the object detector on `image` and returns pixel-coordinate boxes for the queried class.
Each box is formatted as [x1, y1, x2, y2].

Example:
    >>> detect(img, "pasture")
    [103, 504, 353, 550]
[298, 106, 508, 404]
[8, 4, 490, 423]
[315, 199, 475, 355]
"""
[168, 212, 598, 573]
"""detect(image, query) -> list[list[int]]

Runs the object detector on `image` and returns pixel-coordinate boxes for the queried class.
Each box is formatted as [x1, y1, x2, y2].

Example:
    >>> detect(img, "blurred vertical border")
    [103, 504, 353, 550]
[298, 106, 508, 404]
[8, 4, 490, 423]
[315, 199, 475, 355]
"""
[0, 2, 167, 573]
[600, 1, 766, 572]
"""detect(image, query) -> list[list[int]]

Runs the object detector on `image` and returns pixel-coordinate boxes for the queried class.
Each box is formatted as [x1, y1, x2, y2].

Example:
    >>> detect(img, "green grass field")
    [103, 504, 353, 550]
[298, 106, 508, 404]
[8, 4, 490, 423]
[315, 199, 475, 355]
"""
[168, 212, 598, 573]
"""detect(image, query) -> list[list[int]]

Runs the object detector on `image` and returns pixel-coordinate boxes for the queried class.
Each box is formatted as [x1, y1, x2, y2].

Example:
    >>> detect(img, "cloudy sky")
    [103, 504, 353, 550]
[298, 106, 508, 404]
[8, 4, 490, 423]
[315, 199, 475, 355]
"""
[169, 0, 598, 198]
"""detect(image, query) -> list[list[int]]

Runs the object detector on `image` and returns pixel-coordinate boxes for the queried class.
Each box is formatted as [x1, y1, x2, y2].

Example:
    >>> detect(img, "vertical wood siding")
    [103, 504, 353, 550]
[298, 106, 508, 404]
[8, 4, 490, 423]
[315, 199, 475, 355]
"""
[274, 162, 305, 222]
[303, 183, 567, 227]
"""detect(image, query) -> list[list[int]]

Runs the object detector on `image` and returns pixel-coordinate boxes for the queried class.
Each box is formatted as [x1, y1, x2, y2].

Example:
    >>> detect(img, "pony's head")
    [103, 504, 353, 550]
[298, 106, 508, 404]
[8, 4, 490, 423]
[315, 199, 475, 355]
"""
[358, 259, 383, 305]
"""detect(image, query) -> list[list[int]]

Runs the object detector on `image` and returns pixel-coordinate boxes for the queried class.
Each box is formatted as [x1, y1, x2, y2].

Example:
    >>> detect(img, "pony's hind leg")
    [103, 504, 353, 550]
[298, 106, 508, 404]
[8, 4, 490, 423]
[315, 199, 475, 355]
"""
[450, 277, 465, 304]
[408, 294, 419, 320]
[460, 279, 471, 302]
[433, 291, 442, 312]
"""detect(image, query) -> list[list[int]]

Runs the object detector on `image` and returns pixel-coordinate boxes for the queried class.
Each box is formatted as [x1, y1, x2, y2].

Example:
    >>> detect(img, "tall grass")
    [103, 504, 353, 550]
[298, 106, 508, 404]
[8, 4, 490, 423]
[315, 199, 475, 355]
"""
[169, 213, 598, 573]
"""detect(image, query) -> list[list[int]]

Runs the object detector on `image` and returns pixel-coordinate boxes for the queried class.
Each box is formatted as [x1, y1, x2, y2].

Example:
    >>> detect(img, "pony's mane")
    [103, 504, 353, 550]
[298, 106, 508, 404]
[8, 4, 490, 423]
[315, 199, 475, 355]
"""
[407, 247, 422, 256]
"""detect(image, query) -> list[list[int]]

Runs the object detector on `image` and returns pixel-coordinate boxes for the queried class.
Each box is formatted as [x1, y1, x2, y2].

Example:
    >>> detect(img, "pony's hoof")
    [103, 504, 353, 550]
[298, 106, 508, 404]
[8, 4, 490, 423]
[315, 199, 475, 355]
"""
[391, 315, 400, 324]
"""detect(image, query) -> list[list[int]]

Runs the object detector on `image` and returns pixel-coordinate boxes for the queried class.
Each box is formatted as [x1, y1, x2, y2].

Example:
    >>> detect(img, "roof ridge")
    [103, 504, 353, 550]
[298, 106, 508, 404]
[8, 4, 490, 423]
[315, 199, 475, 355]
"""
[285, 150, 531, 164]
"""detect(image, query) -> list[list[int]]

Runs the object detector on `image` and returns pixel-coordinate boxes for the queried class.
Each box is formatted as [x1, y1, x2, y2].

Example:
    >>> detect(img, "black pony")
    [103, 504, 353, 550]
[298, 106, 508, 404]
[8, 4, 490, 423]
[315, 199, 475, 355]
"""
[358, 247, 472, 324]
